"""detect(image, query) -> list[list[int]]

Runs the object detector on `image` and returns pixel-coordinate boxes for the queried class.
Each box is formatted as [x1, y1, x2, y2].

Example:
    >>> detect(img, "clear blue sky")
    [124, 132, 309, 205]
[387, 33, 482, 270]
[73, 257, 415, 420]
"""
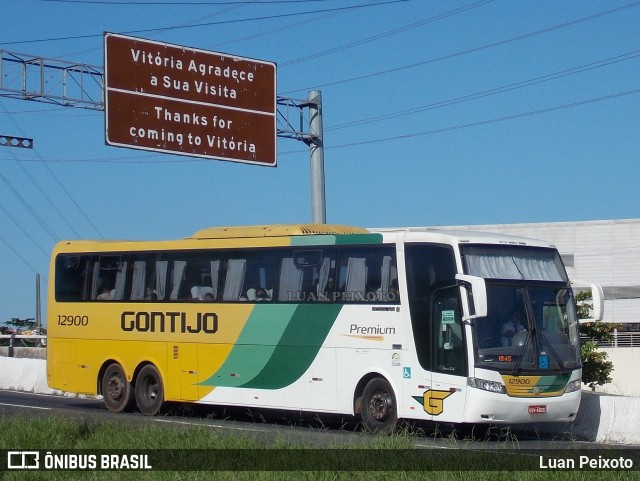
[1, 0, 639, 323]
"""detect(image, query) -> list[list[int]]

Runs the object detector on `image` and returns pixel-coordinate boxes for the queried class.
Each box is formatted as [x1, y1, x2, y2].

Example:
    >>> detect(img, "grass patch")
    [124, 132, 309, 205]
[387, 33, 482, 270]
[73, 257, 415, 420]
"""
[0, 415, 636, 481]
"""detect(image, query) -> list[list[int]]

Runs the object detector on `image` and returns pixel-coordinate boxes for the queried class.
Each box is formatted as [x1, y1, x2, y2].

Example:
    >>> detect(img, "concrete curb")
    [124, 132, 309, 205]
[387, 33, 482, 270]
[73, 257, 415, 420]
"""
[1, 357, 638, 444]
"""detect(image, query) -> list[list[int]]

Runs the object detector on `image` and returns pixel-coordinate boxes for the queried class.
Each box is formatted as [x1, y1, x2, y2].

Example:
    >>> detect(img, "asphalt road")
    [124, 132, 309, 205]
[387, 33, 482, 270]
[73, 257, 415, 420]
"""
[0, 389, 603, 450]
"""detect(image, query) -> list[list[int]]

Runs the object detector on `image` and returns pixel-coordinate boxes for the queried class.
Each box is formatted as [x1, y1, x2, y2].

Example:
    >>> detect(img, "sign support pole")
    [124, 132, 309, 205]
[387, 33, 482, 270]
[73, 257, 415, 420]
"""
[308, 90, 326, 224]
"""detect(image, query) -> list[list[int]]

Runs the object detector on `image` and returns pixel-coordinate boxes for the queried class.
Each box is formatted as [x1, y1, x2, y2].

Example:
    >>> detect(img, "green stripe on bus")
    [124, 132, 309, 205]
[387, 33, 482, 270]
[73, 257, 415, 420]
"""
[239, 304, 342, 389]
[540, 374, 571, 393]
[199, 304, 297, 387]
[291, 233, 382, 246]
[200, 304, 342, 389]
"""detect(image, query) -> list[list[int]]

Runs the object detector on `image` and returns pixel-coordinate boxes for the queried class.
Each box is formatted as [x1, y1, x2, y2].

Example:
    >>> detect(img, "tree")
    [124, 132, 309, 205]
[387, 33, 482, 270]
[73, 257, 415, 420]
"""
[575, 290, 619, 390]
[0, 317, 43, 347]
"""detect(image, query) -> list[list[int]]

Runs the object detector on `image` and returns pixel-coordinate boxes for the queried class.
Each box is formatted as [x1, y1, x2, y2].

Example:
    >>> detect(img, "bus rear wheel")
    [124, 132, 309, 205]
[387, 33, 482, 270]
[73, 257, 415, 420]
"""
[135, 364, 164, 416]
[360, 377, 398, 434]
[102, 363, 134, 413]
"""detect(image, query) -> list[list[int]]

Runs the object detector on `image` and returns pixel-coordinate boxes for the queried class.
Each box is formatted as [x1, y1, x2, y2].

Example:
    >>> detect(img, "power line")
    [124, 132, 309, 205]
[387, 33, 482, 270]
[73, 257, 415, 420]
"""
[43, 0, 341, 4]
[1, 104, 82, 238]
[325, 49, 640, 131]
[209, 6, 346, 49]
[0, 232, 39, 274]
[282, 0, 640, 94]
[53, 2, 249, 59]
[280, 0, 495, 67]
[0, 200, 51, 257]
[0, 166, 60, 242]
[3, 0, 410, 46]
[0, 103, 105, 238]
[315, 88, 640, 152]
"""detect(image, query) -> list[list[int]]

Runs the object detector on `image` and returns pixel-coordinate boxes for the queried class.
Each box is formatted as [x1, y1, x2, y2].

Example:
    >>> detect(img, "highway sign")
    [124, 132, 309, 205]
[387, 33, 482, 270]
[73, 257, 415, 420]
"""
[105, 33, 277, 166]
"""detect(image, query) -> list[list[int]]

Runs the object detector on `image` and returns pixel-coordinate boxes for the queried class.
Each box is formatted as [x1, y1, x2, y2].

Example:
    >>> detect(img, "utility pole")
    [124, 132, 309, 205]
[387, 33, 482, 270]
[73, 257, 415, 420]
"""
[308, 90, 326, 224]
[36, 274, 41, 331]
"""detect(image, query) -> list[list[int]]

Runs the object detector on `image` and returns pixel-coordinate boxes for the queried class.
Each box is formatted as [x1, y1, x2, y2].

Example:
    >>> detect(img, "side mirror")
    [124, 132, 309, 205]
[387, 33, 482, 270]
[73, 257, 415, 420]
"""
[591, 283, 604, 321]
[456, 274, 487, 320]
[580, 283, 604, 322]
[572, 281, 605, 323]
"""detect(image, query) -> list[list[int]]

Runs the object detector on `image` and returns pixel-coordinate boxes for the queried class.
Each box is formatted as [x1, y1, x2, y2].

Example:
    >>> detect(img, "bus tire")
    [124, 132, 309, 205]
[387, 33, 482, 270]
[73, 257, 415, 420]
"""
[102, 363, 134, 413]
[135, 364, 164, 416]
[360, 377, 397, 434]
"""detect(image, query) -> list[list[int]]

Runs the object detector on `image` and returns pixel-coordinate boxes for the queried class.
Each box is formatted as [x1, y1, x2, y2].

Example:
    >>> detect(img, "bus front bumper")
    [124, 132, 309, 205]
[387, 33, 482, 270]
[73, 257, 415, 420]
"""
[463, 387, 581, 424]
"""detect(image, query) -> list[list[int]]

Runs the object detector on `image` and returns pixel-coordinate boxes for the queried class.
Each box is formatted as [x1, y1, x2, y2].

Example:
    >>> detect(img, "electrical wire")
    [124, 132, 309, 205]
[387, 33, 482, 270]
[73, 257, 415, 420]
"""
[0, 232, 40, 274]
[282, 0, 640, 94]
[325, 49, 640, 131]
[280, 0, 494, 67]
[3, 0, 410, 46]
[0, 166, 60, 243]
[0, 102, 105, 238]
[0, 200, 51, 257]
[279, 88, 640, 154]
[43, 0, 342, 4]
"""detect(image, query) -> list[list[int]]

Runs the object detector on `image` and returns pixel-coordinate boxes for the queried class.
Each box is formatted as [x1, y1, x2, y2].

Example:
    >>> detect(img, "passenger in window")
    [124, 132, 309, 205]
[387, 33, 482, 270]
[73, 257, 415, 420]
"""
[255, 288, 271, 301]
[97, 287, 112, 301]
[203, 293, 215, 302]
[144, 288, 159, 301]
[501, 310, 526, 346]
[323, 276, 337, 300]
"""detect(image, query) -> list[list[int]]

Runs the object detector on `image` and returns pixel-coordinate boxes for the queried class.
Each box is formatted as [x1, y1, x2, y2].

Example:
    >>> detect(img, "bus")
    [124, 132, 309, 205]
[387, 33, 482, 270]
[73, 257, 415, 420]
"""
[46, 224, 602, 433]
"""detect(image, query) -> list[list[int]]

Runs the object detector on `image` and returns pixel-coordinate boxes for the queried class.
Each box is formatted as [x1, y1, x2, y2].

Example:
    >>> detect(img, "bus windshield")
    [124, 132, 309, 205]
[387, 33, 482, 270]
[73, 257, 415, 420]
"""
[471, 284, 581, 372]
[461, 245, 580, 373]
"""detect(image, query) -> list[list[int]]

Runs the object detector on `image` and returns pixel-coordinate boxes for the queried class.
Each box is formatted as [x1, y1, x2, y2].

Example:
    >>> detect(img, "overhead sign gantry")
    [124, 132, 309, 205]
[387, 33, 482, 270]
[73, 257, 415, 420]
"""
[104, 33, 277, 167]
[0, 43, 325, 222]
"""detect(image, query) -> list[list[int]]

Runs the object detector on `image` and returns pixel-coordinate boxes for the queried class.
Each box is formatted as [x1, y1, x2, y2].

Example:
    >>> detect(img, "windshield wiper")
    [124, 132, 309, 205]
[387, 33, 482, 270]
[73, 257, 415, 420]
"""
[512, 290, 536, 375]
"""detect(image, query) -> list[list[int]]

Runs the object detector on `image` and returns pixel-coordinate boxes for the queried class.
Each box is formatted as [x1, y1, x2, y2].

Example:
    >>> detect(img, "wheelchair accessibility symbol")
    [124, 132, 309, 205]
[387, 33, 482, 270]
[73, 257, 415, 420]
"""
[403, 367, 411, 379]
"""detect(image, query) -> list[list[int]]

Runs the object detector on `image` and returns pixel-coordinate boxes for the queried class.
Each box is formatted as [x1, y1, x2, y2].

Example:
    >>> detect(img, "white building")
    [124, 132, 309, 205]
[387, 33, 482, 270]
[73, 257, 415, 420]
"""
[437, 218, 640, 325]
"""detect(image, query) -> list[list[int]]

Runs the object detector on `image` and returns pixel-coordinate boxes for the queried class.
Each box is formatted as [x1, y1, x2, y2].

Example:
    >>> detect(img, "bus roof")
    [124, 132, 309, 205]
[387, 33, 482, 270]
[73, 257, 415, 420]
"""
[53, 225, 556, 251]
[190, 224, 369, 239]
[369, 226, 557, 249]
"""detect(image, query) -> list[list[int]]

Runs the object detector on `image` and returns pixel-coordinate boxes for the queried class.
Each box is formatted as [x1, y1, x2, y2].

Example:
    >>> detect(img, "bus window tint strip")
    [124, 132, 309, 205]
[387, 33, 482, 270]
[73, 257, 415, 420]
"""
[54, 245, 399, 304]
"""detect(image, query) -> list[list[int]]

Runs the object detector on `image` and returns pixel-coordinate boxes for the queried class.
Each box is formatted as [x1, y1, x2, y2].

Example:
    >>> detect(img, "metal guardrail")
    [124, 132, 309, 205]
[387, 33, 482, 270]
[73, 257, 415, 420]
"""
[0, 334, 47, 357]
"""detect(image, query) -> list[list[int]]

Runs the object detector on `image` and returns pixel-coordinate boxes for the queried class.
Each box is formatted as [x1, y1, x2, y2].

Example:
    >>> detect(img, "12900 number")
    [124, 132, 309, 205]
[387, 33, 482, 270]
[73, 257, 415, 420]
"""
[508, 378, 531, 385]
[57, 315, 89, 326]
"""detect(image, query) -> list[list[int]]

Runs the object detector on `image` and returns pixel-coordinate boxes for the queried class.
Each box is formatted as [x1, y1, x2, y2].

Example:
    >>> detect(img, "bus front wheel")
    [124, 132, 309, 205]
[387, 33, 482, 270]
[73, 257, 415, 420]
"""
[135, 364, 164, 416]
[102, 363, 134, 413]
[360, 377, 398, 434]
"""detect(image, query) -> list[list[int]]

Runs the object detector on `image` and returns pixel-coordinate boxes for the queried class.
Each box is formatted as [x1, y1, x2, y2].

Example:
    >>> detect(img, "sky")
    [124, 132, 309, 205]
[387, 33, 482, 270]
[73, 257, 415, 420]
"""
[0, 0, 639, 323]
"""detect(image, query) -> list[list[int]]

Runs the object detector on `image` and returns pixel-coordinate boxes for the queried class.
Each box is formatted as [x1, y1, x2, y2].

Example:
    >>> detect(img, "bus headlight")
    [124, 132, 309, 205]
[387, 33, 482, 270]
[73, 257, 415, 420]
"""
[468, 377, 506, 394]
[564, 379, 581, 393]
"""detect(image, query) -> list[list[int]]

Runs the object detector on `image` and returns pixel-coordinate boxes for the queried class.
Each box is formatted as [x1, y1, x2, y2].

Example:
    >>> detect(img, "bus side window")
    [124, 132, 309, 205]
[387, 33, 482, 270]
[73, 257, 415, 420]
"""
[55, 254, 89, 301]
[91, 255, 127, 301]
[219, 250, 277, 302]
[336, 246, 398, 303]
[278, 249, 338, 302]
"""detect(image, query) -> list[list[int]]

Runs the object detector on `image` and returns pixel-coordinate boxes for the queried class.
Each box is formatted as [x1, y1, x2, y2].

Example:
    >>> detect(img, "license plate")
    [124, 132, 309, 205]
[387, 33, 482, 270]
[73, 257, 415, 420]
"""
[528, 405, 547, 414]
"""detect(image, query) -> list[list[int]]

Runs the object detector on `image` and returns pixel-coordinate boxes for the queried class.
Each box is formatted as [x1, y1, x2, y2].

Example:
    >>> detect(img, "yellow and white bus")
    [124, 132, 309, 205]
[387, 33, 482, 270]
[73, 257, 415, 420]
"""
[47, 224, 600, 432]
